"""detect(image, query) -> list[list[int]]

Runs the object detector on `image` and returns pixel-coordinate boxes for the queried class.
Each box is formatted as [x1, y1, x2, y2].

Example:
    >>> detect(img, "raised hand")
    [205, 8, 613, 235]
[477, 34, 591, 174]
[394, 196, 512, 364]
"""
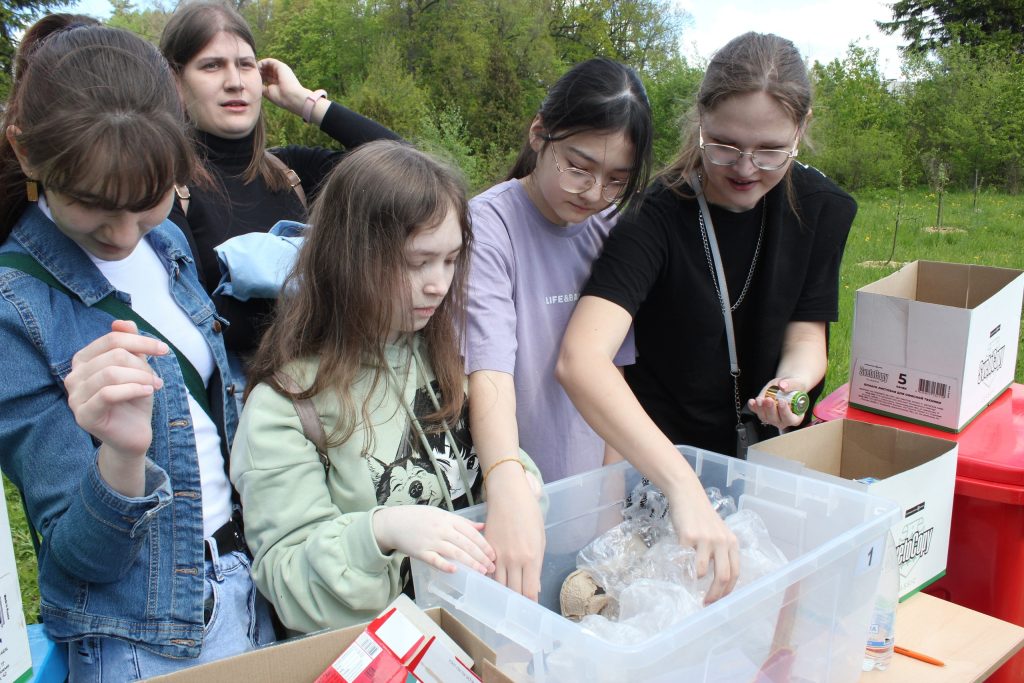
[258, 58, 315, 118]
[64, 320, 168, 495]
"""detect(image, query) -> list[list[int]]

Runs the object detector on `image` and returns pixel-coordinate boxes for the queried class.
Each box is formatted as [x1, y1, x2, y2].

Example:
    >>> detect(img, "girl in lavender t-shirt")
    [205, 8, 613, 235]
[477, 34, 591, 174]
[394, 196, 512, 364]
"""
[463, 58, 653, 601]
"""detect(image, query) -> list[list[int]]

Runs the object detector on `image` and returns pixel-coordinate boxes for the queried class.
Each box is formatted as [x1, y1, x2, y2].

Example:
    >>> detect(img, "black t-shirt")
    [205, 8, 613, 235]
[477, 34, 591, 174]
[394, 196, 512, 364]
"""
[583, 163, 857, 455]
[168, 103, 401, 357]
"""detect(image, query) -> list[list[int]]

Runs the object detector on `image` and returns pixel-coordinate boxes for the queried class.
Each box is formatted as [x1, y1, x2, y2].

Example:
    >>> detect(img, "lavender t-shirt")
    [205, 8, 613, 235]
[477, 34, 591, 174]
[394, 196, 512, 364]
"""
[464, 180, 635, 482]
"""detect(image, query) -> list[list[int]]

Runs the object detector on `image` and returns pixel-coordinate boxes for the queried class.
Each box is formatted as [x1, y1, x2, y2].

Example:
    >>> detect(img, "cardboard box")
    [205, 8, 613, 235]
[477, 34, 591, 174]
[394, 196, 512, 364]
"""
[0, 480, 32, 683]
[748, 419, 957, 600]
[144, 606, 513, 683]
[848, 260, 1024, 431]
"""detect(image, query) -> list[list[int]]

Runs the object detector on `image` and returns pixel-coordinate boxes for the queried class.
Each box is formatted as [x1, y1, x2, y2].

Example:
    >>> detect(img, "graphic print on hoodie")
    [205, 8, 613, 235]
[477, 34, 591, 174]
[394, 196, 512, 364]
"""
[365, 380, 482, 509]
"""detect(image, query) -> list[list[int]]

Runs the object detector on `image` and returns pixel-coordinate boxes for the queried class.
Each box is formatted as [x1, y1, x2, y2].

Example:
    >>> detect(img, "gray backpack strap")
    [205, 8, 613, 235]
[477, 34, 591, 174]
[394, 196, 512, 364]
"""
[274, 372, 330, 473]
[265, 151, 307, 208]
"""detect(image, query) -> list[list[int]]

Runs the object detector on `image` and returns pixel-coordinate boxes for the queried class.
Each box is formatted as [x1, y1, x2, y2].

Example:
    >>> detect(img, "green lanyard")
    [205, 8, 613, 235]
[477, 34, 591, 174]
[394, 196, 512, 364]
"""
[0, 251, 213, 419]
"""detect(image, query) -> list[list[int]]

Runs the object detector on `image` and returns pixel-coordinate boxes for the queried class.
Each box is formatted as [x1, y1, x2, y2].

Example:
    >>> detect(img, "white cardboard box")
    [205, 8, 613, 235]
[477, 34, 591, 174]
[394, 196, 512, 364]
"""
[748, 419, 957, 600]
[848, 260, 1024, 432]
[0, 481, 32, 683]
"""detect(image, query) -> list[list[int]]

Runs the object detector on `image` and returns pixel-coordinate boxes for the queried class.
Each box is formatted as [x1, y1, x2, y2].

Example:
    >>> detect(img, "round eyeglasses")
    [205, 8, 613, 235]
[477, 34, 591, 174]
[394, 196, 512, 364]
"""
[548, 145, 628, 203]
[699, 126, 798, 171]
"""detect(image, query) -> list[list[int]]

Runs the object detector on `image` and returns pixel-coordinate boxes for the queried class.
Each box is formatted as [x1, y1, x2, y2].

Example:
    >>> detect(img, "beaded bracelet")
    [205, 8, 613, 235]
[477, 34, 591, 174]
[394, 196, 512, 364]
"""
[482, 457, 525, 486]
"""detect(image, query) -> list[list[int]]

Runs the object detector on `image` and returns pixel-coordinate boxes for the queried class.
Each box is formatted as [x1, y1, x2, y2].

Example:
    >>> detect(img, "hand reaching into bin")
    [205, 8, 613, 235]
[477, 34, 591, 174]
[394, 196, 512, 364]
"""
[664, 471, 740, 604]
[556, 296, 741, 603]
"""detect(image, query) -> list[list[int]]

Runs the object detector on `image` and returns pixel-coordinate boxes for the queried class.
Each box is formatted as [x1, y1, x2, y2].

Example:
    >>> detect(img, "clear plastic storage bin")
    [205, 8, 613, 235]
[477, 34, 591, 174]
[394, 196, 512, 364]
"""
[411, 447, 900, 683]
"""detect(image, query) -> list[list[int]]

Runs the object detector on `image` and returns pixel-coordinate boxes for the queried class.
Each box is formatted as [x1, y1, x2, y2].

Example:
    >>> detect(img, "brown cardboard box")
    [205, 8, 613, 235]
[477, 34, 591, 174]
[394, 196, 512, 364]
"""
[143, 607, 515, 683]
[749, 419, 957, 600]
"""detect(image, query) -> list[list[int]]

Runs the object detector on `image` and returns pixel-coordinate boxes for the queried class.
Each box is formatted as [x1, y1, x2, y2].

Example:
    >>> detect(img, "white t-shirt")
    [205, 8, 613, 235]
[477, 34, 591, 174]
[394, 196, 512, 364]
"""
[40, 199, 232, 537]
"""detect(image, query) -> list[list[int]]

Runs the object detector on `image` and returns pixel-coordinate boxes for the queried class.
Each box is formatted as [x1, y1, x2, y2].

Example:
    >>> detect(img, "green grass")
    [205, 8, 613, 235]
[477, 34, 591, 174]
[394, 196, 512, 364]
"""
[5, 189, 1024, 626]
[825, 188, 1024, 396]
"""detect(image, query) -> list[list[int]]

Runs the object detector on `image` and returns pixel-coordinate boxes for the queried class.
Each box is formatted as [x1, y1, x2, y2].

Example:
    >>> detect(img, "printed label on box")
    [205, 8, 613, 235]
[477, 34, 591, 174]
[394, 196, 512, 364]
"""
[850, 359, 960, 425]
[894, 514, 935, 594]
[975, 336, 1008, 389]
[316, 632, 408, 683]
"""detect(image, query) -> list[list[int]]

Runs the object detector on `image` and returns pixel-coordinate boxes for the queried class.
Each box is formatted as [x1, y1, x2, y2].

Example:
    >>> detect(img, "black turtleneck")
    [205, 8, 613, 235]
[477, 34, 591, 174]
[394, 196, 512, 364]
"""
[168, 102, 400, 358]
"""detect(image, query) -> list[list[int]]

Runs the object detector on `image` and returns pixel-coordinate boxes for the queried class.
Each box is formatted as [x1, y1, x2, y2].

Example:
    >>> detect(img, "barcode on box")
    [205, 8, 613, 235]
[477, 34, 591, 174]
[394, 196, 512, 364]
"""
[917, 378, 949, 398]
[359, 634, 382, 659]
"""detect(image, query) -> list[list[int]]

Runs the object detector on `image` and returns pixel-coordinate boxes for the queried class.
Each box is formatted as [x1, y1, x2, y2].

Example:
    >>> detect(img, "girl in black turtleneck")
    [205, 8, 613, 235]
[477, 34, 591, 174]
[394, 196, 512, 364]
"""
[160, 1, 400, 368]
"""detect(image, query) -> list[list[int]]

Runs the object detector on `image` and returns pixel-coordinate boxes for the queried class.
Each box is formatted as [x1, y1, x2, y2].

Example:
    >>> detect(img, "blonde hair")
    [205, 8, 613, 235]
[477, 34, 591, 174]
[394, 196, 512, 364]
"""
[660, 32, 811, 210]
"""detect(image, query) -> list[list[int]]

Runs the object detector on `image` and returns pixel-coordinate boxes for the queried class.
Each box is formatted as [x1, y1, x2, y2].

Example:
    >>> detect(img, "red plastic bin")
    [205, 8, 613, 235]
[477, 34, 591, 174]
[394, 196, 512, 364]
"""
[814, 382, 1024, 683]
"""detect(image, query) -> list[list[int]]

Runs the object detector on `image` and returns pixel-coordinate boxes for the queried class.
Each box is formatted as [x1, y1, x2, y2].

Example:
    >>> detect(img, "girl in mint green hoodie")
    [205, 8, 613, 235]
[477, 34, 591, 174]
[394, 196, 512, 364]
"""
[231, 140, 543, 634]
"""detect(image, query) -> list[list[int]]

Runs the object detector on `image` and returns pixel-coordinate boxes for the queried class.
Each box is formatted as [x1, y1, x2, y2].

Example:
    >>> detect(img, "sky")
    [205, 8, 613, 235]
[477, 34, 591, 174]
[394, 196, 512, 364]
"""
[676, 0, 906, 79]
[66, 0, 908, 79]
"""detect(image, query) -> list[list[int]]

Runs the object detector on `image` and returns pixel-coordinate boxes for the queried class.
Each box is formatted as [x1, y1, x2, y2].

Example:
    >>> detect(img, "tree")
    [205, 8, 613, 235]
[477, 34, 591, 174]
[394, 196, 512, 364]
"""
[106, 0, 173, 44]
[877, 0, 1024, 55]
[901, 41, 1024, 191]
[642, 54, 702, 167]
[0, 0, 67, 98]
[547, 0, 687, 72]
[805, 43, 907, 190]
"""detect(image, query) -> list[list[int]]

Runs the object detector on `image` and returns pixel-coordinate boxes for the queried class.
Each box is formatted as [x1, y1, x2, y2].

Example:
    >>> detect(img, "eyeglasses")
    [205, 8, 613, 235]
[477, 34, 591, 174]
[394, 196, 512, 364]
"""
[699, 126, 798, 171]
[548, 145, 628, 203]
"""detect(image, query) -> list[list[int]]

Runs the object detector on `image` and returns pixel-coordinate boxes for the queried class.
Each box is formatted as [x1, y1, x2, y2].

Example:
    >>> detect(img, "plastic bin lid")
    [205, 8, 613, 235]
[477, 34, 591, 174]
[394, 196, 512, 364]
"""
[813, 383, 1024, 488]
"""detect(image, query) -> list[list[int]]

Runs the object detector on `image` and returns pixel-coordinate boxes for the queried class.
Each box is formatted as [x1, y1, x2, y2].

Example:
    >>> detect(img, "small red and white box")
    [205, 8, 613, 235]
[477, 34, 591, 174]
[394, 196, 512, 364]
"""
[316, 595, 478, 683]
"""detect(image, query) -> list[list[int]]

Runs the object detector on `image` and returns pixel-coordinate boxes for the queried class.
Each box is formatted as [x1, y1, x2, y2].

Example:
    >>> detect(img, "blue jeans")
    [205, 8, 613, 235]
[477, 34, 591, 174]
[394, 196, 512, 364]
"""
[67, 546, 273, 682]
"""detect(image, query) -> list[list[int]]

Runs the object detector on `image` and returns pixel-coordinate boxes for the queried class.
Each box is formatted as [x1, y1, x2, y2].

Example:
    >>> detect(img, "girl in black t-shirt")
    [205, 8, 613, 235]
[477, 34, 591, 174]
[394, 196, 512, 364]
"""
[557, 32, 856, 605]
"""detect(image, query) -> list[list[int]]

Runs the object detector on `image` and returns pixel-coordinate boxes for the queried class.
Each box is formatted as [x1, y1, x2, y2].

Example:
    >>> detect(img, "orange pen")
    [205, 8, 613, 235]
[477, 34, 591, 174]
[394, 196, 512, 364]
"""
[894, 645, 945, 667]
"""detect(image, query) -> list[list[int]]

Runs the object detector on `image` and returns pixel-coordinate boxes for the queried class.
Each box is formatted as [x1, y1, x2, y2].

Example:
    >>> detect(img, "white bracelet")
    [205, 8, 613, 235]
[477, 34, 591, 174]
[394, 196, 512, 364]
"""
[302, 89, 327, 124]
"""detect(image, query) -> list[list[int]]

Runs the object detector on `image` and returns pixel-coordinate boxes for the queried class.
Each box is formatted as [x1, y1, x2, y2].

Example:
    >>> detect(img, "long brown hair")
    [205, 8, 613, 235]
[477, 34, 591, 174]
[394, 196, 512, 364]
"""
[247, 140, 472, 447]
[160, 0, 291, 192]
[0, 23, 195, 238]
[659, 32, 812, 211]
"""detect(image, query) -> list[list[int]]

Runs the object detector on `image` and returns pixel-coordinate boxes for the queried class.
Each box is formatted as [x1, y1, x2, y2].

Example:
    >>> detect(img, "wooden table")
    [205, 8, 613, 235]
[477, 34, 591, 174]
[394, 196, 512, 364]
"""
[861, 593, 1024, 682]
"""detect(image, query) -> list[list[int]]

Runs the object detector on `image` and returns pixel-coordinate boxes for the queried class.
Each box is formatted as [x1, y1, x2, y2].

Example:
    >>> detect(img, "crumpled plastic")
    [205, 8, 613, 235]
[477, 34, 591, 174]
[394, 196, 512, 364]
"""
[573, 480, 787, 643]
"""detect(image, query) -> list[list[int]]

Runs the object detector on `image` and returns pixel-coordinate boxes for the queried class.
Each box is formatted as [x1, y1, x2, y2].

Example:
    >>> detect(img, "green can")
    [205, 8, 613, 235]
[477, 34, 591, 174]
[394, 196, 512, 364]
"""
[765, 385, 809, 416]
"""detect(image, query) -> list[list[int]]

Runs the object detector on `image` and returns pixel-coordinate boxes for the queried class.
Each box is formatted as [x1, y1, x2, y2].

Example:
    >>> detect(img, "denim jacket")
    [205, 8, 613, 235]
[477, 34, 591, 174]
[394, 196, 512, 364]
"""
[0, 206, 237, 658]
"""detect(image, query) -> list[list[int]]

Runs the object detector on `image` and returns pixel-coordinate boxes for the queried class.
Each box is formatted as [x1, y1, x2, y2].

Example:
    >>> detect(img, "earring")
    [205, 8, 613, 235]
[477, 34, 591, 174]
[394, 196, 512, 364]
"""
[25, 179, 38, 202]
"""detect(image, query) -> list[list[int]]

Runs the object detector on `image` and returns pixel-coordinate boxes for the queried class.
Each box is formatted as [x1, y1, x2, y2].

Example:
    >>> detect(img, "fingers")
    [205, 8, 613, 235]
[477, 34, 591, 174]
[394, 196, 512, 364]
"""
[257, 58, 280, 82]
[522, 560, 542, 602]
[415, 515, 495, 575]
[447, 520, 495, 574]
[110, 319, 138, 335]
[68, 364, 164, 406]
[703, 537, 738, 605]
[72, 328, 168, 367]
[424, 551, 457, 574]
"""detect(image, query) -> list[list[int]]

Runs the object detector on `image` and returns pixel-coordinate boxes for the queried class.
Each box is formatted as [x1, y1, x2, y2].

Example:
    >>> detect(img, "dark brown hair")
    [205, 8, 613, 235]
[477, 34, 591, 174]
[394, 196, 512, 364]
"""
[247, 140, 472, 447]
[660, 32, 812, 209]
[507, 57, 653, 211]
[160, 0, 290, 192]
[0, 23, 195, 237]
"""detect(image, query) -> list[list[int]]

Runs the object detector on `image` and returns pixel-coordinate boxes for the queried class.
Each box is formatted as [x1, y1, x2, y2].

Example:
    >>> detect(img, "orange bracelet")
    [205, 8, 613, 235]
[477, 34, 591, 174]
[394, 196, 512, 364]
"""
[482, 457, 525, 486]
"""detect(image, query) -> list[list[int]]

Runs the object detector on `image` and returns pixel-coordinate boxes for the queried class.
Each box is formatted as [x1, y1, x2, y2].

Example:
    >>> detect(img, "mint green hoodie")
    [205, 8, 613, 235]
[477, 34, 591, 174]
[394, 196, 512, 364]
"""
[230, 334, 542, 633]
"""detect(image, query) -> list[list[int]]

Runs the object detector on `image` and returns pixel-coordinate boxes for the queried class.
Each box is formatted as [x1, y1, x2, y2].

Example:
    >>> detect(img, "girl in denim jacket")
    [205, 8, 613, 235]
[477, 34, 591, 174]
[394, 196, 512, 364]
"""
[0, 21, 272, 681]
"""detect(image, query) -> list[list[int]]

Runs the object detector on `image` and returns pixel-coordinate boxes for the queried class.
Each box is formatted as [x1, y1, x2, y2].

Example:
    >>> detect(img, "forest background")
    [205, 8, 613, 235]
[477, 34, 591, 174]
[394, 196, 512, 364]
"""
[1, 0, 1023, 619]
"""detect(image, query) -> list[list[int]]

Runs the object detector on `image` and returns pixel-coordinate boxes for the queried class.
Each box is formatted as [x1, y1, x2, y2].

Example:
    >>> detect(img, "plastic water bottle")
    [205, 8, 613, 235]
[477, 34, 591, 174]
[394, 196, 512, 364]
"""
[863, 531, 898, 671]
